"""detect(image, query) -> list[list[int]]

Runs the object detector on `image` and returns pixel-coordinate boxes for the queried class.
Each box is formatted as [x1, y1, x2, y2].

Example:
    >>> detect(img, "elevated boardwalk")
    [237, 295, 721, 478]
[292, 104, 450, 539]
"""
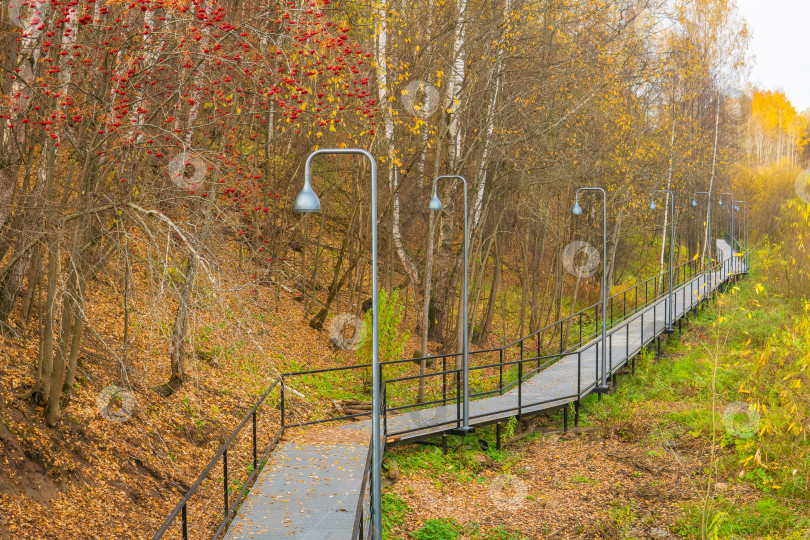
[224, 241, 746, 539]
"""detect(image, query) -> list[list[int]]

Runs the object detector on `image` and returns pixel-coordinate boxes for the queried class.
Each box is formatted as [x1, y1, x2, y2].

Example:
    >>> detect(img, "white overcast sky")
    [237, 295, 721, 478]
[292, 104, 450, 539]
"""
[736, 0, 810, 112]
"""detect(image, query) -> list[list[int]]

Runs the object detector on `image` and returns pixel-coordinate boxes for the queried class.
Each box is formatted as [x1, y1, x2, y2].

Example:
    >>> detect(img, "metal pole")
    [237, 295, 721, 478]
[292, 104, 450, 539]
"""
[719, 192, 734, 273]
[572, 187, 609, 393]
[651, 190, 676, 331]
[737, 201, 749, 271]
[430, 175, 472, 432]
[693, 191, 711, 296]
[297, 149, 382, 539]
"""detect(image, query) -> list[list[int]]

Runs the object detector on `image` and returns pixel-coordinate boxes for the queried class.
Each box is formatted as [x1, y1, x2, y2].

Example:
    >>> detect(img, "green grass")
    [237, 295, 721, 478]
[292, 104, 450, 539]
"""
[675, 496, 810, 538]
[409, 519, 529, 540]
[382, 492, 409, 536]
[383, 428, 516, 483]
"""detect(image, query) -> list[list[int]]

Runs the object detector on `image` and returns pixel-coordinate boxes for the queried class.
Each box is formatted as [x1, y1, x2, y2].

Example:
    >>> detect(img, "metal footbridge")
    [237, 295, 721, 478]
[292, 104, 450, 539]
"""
[153, 241, 748, 540]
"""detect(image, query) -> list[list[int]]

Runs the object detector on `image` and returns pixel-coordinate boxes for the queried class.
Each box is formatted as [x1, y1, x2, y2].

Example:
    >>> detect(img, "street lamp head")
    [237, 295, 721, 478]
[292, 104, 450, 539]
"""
[571, 201, 583, 216]
[293, 182, 321, 212]
[691, 198, 698, 207]
[735, 205, 740, 211]
[428, 193, 443, 211]
[649, 200, 657, 210]
[718, 199, 723, 206]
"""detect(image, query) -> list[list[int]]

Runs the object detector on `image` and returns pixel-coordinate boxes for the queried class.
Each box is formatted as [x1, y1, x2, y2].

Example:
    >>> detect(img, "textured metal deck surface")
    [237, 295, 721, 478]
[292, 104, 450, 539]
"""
[225, 425, 369, 539]
[226, 241, 743, 539]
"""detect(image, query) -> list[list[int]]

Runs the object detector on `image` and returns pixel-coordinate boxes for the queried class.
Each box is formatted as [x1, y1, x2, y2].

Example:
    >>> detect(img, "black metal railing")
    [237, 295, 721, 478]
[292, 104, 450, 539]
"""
[278, 256, 707, 432]
[152, 379, 284, 540]
[154, 247, 748, 540]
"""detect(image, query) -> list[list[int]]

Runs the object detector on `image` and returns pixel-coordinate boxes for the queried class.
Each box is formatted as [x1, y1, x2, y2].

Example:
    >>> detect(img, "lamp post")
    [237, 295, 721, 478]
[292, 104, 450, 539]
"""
[428, 175, 473, 432]
[571, 187, 610, 394]
[736, 201, 749, 269]
[649, 190, 676, 333]
[691, 191, 712, 290]
[718, 192, 734, 273]
[293, 148, 383, 540]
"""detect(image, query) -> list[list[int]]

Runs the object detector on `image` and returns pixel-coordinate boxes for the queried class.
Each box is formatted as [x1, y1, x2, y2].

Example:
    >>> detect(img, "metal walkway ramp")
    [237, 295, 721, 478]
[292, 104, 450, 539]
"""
[223, 243, 746, 539]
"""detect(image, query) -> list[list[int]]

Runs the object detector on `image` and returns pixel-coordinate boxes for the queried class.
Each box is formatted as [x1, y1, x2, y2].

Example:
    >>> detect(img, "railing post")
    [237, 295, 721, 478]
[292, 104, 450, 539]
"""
[537, 332, 541, 367]
[383, 384, 388, 436]
[577, 351, 581, 399]
[626, 321, 629, 359]
[641, 312, 644, 346]
[517, 359, 523, 419]
[623, 290, 626, 320]
[499, 349, 503, 395]
[280, 375, 285, 428]
[579, 312, 582, 345]
[252, 410, 257, 471]
[456, 368, 461, 428]
[224, 448, 229, 519]
[559, 322, 563, 358]
[443, 355, 447, 405]
[182, 503, 188, 540]
[595, 304, 599, 335]
[520, 340, 523, 368]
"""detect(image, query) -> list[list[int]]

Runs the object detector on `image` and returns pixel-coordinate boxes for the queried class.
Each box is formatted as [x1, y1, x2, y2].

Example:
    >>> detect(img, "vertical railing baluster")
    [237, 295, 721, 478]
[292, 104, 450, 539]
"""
[517, 358, 523, 418]
[537, 333, 541, 367]
[224, 449, 229, 519]
[456, 368, 461, 428]
[499, 349, 503, 395]
[252, 410, 257, 471]
[280, 375, 285, 428]
[182, 503, 188, 540]
[623, 290, 626, 321]
[443, 355, 447, 405]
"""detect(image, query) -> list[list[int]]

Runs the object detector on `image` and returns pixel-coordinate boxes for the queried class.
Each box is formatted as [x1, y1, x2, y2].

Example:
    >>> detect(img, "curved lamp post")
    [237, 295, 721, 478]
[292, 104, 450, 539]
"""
[718, 192, 735, 274]
[571, 187, 609, 394]
[428, 175, 473, 432]
[691, 191, 712, 290]
[294, 148, 382, 540]
[649, 190, 676, 333]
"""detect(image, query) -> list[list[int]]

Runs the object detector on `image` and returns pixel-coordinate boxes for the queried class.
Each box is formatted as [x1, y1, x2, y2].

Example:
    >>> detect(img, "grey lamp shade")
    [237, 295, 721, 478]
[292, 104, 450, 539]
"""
[428, 194, 443, 211]
[571, 202, 583, 216]
[691, 199, 698, 207]
[294, 184, 321, 212]
[649, 200, 657, 210]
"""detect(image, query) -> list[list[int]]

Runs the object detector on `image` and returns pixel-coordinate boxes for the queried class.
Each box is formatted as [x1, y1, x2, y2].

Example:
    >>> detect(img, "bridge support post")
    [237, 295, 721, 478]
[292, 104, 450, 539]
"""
[442, 433, 447, 456]
[631, 357, 636, 375]
[563, 405, 569, 433]
[574, 400, 580, 427]
[656, 337, 661, 357]
[496, 423, 502, 450]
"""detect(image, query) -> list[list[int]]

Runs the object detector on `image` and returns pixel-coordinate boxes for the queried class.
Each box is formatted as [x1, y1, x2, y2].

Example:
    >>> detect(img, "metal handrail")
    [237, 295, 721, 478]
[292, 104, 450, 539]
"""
[152, 378, 284, 540]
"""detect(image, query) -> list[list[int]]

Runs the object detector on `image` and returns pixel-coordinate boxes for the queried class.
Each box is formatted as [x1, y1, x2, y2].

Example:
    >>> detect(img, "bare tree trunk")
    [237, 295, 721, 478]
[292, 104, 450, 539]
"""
[473, 233, 500, 347]
[658, 113, 677, 294]
[170, 184, 217, 382]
